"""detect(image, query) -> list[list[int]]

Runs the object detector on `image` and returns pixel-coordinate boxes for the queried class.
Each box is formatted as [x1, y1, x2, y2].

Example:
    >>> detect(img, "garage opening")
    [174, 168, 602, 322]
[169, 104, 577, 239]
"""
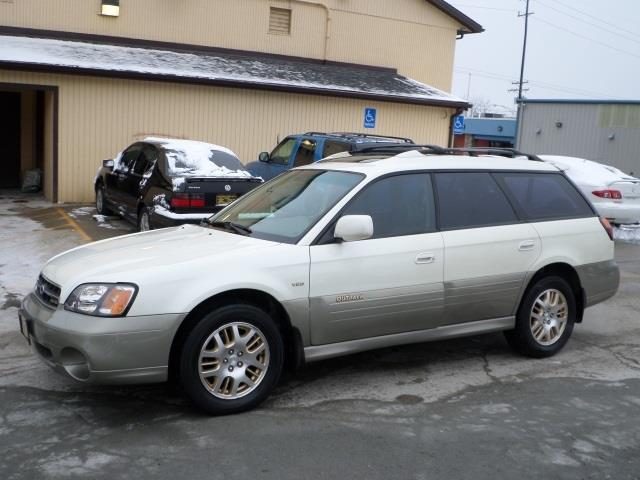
[0, 86, 57, 201]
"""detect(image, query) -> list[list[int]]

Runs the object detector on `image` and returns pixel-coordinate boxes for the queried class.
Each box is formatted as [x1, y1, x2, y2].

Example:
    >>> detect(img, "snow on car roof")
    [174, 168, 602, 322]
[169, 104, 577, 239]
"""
[0, 35, 468, 107]
[144, 137, 255, 181]
[539, 155, 639, 185]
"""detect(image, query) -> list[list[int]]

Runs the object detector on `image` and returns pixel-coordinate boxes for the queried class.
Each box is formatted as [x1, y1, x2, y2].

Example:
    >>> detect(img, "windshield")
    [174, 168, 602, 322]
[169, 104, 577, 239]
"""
[209, 170, 363, 243]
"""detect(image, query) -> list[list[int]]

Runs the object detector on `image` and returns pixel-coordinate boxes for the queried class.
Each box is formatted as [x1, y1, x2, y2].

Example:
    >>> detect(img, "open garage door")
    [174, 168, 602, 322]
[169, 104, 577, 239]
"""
[0, 92, 21, 188]
[0, 85, 57, 200]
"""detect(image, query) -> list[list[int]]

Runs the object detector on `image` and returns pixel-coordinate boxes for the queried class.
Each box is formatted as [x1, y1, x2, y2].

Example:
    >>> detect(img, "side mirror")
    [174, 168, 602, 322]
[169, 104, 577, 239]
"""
[103, 159, 114, 169]
[334, 215, 374, 242]
[258, 152, 270, 163]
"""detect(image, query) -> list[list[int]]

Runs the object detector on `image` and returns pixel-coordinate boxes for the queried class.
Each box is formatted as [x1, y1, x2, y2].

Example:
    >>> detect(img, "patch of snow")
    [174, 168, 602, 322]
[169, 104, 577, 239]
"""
[0, 35, 465, 105]
[153, 205, 211, 220]
[614, 225, 640, 244]
[152, 194, 171, 210]
[540, 155, 640, 186]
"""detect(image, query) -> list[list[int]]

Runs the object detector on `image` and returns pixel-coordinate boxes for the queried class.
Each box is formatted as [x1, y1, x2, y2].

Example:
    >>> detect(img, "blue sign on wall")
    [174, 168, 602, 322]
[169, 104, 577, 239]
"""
[453, 115, 465, 134]
[364, 108, 377, 129]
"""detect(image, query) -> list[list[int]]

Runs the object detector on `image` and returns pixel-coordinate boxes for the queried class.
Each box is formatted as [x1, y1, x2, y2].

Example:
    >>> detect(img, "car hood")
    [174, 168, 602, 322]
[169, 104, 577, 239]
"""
[246, 161, 276, 181]
[42, 224, 278, 297]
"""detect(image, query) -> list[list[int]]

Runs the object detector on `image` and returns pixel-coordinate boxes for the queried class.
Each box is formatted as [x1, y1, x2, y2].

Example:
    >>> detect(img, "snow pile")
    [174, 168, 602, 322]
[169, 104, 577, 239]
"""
[145, 137, 254, 179]
[67, 206, 95, 219]
[0, 35, 466, 104]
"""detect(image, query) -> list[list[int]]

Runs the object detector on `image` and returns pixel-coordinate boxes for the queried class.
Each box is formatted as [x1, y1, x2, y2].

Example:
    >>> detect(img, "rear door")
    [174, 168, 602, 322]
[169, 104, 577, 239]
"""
[309, 173, 444, 344]
[435, 172, 541, 325]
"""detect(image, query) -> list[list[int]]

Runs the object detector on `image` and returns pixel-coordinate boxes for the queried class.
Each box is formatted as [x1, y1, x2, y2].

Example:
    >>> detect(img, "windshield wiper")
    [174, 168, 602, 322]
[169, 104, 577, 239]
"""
[204, 219, 252, 236]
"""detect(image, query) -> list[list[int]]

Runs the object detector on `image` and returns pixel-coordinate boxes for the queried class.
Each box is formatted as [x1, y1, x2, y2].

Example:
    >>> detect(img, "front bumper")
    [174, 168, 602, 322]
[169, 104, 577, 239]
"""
[19, 293, 185, 384]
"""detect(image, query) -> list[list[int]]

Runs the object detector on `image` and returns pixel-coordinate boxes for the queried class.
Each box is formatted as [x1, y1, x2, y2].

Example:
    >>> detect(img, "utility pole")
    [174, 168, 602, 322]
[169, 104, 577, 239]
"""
[511, 0, 533, 146]
[517, 0, 532, 101]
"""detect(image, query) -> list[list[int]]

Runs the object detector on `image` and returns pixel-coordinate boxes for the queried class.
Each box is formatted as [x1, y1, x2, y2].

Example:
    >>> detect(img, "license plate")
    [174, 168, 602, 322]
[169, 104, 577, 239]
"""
[216, 194, 238, 206]
[19, 314, 31, 345]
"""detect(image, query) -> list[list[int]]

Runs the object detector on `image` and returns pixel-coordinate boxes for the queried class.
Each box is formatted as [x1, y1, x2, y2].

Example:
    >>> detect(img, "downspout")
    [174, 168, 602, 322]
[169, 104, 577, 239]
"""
[448, 107, 464, 147]
[291, 0, 330, 61]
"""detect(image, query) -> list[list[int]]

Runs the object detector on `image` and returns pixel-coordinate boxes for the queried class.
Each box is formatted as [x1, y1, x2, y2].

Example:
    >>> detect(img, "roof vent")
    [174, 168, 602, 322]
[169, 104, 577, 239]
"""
[269, 7, 291, 35]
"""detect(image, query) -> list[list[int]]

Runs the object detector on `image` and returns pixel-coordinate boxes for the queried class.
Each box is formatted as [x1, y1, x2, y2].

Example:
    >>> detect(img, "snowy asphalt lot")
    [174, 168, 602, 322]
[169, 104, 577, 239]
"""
[1, 192, 640, 479]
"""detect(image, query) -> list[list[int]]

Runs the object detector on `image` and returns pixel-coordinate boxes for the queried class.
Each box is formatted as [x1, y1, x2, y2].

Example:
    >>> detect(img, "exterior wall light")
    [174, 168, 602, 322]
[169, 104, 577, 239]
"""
[608, 133, 616, 141]
[101, 0, 120, 17]
[535, 128, 542, 135]
[555, 121, 563, 128]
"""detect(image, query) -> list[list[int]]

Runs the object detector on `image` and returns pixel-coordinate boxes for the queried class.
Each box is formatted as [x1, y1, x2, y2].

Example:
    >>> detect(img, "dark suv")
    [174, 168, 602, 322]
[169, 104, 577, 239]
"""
[95, 137, 262, 231]
[246, 132, 414, 181]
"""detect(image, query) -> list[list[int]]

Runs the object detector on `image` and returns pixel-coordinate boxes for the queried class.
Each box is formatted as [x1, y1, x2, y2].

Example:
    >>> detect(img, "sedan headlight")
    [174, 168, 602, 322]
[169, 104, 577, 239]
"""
[64, 283, 138, 317]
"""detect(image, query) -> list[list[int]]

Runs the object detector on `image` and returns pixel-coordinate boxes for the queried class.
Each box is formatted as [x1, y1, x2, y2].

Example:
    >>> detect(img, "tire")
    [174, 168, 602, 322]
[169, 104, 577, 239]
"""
[178, 303, 284, 415]
[95, 185, 109, 215]
[138, 206, 152, 231]
[504, 275, 576, 358]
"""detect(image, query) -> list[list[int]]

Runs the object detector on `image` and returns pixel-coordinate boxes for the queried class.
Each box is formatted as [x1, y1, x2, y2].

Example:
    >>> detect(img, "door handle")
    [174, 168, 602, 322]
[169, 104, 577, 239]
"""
[415, 253, 435, 264]
[518, 240, 536, 251]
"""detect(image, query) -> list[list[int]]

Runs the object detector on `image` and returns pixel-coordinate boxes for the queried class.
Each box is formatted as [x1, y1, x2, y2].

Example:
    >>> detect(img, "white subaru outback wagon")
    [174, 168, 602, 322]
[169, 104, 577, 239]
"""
[20, 146, 620, 415]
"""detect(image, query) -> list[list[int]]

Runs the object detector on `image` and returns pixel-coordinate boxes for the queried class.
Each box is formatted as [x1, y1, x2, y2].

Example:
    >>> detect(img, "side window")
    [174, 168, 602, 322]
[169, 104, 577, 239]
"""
[116, 145, 142, 173]
[341, 173, 436, 239]
[322, 140, 350, 158]
[133, 146, 158, 176]
[293, 139, 317, 167]
[435, 172, 518, 230]
[497, 173, 594, 220]
[270, 138, 297, 165]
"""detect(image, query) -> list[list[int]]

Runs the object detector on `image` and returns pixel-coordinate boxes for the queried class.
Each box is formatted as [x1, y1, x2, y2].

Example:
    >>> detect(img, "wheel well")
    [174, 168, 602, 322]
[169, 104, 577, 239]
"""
[525, 263, 585, 322]
[168, 289, 303, 382]
[95, 178, 103, 191]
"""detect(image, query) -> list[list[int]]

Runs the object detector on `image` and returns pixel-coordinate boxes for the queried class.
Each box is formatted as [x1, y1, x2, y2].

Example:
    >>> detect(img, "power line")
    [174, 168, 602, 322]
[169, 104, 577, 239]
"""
[533, 17, 640, 61]
[551, 0, 639, 39]
[534, 0, 640, 45]
[454, 67, 625, 99]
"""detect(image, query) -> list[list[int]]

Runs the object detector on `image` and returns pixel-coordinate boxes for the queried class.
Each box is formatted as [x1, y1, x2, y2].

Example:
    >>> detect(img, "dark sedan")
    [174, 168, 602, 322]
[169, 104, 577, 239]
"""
[95, 137, 263, 230]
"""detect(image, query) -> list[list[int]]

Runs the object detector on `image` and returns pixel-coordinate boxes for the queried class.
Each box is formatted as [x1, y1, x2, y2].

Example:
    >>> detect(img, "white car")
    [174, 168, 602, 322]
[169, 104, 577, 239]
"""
[20, 147, 619, 415]
[539, 155, 640, 225]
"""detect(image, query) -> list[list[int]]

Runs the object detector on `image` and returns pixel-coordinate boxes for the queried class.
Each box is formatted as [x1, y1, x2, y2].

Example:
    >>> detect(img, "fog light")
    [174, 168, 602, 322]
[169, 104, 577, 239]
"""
[101, 0, 120, 17]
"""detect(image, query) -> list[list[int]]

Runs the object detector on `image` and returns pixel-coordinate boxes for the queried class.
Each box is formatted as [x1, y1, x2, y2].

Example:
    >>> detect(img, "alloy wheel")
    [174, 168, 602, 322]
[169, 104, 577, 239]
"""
[529, 288, 568, 346]
[198, 322, 270, 400]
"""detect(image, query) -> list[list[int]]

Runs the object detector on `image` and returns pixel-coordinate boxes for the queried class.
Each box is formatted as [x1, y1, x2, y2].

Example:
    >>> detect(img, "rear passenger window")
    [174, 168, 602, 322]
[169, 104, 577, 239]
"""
[341, 173, 436, 239]
[497, 173, 594, 220]
[435, 172, 518, 230]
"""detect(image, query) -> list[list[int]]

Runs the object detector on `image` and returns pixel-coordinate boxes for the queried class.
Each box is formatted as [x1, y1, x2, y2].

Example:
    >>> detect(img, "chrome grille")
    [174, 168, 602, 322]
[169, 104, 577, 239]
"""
[35, 275, 61, 308]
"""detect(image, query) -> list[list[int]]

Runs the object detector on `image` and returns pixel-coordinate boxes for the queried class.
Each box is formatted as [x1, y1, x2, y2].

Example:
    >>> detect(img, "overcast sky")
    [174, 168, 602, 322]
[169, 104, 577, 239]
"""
[449, 0, 639, 116]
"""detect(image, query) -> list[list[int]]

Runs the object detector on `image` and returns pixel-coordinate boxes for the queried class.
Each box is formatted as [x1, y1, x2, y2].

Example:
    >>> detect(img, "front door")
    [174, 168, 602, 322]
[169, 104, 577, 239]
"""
[309, 173, 444, 345]
[434, 172, 541, 325]
[0, 92, 21, 188]
[106, 144, 142, 215]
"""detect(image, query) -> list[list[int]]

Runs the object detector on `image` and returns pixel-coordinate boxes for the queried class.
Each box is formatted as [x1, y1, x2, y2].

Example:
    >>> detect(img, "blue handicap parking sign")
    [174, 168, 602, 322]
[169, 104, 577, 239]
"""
[453, 115, 465, 134]
[364, 108, 377, 129]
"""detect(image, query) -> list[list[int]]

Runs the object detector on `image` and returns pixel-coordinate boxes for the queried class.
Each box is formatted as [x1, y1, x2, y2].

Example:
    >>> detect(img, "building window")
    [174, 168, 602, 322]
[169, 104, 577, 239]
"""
[269, 7, 291, 35]
[100, 0, 120, 17]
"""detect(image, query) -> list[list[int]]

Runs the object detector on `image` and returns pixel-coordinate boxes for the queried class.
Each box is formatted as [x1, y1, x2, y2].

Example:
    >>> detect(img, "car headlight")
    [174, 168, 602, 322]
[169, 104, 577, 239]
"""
[64, 283, 138, 317]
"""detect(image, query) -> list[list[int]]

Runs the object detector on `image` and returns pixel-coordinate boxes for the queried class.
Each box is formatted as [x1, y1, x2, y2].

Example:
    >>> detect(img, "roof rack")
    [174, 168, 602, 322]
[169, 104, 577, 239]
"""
[353, 144, 447, 154]
[303, 131, 414, 143]
[348, 144, 543, 161]
[446, 147, 543, 162]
